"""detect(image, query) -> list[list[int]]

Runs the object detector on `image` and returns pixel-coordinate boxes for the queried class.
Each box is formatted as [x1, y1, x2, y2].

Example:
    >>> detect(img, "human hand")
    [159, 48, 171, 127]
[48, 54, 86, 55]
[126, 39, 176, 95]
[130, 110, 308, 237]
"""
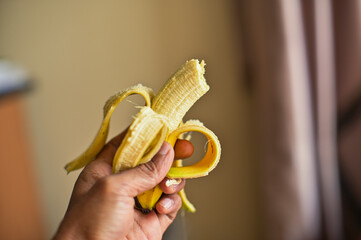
[54, 130, 193, 240]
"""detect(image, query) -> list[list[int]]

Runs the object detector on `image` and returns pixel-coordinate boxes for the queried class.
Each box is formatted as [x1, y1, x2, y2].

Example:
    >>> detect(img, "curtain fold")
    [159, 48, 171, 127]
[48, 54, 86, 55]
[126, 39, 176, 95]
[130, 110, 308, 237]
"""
[239, 0, 343, 239]
[334, 1, 361, 239]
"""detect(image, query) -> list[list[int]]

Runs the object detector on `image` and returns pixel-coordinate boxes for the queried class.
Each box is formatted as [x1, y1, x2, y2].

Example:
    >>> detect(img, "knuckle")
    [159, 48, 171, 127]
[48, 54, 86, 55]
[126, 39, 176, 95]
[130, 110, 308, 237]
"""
[82, 168, 101, 183]
[95, 177, 118, 196]
[82, 162, 111, 179]
[116, 181, 135, 197]
[137, 161, 159, 184]
[167, 213, 176, 222]
[94, 175, 133, 198]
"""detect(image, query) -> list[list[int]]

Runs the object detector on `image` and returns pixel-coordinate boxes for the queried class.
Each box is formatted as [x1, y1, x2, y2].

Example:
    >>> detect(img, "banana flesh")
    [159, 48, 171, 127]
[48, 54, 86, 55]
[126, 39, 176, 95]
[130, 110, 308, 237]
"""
[151, 60, 209, 132]
[65, 59, 221, 212]
[112, 107, 168, 173]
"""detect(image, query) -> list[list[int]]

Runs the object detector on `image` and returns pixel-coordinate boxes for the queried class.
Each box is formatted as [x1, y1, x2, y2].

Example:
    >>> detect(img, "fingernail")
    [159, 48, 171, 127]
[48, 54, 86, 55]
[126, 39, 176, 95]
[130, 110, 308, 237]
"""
[158, 142, 170, 155]
[165, 178, 182, 187]
[160, 198, 173, 209]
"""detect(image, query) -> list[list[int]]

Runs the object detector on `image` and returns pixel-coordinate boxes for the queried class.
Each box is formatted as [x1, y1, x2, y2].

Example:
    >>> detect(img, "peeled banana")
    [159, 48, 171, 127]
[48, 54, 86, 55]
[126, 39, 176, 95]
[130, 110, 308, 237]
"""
[65, 59, 221, 212]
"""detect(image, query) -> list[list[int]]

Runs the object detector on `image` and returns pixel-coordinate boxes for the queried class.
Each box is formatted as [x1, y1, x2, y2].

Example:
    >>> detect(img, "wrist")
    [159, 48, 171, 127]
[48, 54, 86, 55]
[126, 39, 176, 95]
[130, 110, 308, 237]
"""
[53, 219, 81, 240]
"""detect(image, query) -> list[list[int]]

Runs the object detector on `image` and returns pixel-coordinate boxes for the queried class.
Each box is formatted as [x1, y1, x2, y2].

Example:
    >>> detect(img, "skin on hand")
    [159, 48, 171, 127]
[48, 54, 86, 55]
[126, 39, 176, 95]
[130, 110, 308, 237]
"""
[54, 130, 193, 240]
[174, 139, 194, 160]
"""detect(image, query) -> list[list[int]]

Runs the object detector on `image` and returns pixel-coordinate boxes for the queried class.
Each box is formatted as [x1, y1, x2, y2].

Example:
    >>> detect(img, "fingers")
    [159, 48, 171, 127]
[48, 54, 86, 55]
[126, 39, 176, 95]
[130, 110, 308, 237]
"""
[155, 140, 191, 233]
[156, 194, 182, 215]
[159, 178, 185, 195]
[95, 129, 128, 165]
[73, 135, 191, 206]
[156, 193, 182, 232]
[174, 139, 193, 159]
[107, 142, 175, 197]
[71, 130, 127, 199]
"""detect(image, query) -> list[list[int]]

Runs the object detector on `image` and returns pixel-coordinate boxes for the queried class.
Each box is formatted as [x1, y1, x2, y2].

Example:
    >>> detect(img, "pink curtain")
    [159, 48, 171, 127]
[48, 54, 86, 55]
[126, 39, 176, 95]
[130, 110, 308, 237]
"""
[238, 0, 361, 239]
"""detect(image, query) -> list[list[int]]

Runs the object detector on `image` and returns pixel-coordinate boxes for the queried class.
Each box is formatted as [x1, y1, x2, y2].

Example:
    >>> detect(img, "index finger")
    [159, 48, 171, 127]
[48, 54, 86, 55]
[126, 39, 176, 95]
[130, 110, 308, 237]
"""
[71, 129, 128, 199]
[95, 128, 128, 165]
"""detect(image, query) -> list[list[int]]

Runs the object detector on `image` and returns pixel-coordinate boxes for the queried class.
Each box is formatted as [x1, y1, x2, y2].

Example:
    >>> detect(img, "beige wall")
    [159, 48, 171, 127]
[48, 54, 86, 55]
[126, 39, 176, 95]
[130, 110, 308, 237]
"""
[0, 1, 259, 239]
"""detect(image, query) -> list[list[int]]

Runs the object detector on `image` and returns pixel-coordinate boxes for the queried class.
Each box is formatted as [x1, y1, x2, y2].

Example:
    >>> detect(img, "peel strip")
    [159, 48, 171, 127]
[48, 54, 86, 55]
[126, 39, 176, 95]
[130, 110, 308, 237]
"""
[166, 120, 221, 179]
[65, 84, 153, 173]
[173, 159, 196, 212]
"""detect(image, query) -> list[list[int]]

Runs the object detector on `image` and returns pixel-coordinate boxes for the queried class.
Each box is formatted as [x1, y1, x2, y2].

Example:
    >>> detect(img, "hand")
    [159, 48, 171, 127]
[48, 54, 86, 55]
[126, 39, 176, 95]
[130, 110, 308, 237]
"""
[54, 130, 193, 240]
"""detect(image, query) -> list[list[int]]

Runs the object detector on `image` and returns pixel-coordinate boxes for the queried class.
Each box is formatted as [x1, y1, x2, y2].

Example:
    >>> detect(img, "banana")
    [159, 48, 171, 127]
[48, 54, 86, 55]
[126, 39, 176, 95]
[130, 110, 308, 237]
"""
[65, 59, 221, 212]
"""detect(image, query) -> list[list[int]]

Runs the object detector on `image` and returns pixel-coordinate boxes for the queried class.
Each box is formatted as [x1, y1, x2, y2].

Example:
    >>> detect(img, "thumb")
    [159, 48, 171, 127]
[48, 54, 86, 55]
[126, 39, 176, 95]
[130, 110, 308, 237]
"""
[108, 142, 174, 197]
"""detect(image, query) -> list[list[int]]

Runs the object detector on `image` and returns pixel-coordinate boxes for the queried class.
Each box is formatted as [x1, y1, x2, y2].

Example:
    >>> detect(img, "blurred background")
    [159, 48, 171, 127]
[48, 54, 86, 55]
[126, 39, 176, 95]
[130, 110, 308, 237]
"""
[0, 1, 360, 240]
